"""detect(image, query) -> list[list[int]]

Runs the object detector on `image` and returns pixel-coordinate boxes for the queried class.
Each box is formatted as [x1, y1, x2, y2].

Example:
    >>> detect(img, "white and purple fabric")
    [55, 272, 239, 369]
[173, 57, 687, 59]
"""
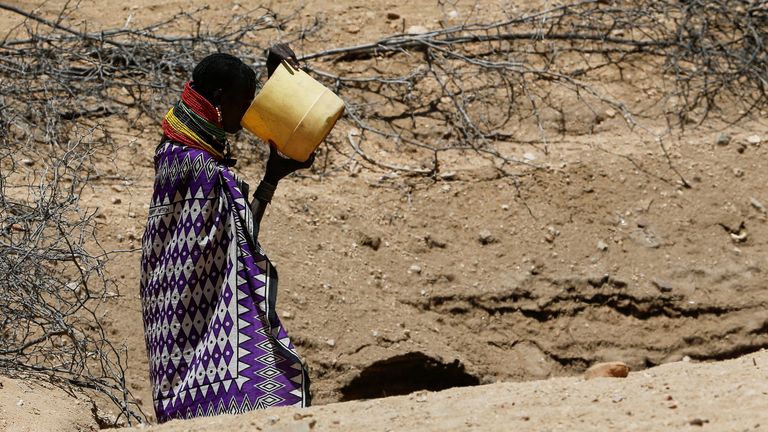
[140, 141, 309, 423]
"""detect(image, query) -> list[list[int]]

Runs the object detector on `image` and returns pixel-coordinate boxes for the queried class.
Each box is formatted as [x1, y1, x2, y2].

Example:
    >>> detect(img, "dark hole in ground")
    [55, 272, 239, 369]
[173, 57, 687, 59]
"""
[339, 351, 480, 401]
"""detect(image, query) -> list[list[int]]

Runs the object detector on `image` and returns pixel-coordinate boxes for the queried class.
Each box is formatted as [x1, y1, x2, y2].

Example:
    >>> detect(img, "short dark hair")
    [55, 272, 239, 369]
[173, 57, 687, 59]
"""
[192, 53, 256, 99]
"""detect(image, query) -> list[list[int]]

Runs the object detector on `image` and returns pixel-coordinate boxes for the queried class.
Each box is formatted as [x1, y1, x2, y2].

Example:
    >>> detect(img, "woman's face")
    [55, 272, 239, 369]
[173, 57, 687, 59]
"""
[218, 85, 255, 134]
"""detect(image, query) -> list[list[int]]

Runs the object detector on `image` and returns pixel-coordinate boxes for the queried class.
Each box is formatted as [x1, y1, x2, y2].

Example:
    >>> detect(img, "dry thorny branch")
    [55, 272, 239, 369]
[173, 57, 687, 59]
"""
[0, 0, 766, 424]
[1, 1, 766, 174]
[312, 0, 766, 178]
[0, 130, 143, 424]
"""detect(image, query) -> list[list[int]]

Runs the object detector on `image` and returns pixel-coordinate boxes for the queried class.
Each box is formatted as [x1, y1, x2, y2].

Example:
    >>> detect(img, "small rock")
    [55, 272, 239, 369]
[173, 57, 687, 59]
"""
[689, 418, 709, 426]
[747, 135, 762, 145]
[597, 240, 608, 251]
[281, 310, 294, 319]
[544, 226, 559, 243]
[584, 362, 630, 379]
[386, 12, 400, 20]
[116, 234, 125, 242]
[478, 230, 496, 245]
[16, 399, 23, 407]
[605, 108, 617, 118]
[446, 10, 459, 19]
[112, 197, 122, 205]
[629, 227, 662, 249]
[611, 394, 624, 403]
[635, 217, 649, 228]
[733, 168, 744, 178]
[750, 197, 766, 213]
[424, 235, 447, 249]
[501, 204, 510, 211]
[293, 413, 313, 421]
[682, 355, 691, 362]
[128, 212, 136, 218]
[529, 262, 544, 275]
[730, 231, 748, 243]
[716, 133, 731, 146]
[523, 152, 537, 161]
[360, 235, 382, 251]
[408, 264, 422, 274]
[325, 339, 336, 348]
[439, 171, 457, 180]
[344, 25, 360, 34]
[587, 273, 609, 287]
[651, 277, 673, 292]
[20, 159, 34, 167]
[407, 25, 429, 35]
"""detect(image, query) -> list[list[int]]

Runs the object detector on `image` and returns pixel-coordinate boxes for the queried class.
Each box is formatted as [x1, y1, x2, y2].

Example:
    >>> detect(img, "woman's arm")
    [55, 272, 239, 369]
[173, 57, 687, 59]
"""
[250, 182, 273, 241]
[250, 144, 315, 242]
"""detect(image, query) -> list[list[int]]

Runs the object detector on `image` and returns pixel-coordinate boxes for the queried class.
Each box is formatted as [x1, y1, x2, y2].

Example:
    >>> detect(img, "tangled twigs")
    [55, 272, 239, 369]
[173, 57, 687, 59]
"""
[1, 1, 766, 176]
[300, 0, 766, 174]
[347, 130, 433, 175]
[0, 132, 144, 425]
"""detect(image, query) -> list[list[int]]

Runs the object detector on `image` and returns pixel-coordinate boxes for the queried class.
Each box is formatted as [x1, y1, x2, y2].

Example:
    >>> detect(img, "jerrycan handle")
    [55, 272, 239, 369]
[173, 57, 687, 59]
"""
[281, 59, 298, 74]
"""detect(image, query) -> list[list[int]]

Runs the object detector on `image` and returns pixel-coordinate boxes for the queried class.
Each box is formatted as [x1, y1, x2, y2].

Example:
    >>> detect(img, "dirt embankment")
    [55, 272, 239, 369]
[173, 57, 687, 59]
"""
[96, 125, 768, 418]
[4, 350, 767, 431]
[137, 350, 768, 431]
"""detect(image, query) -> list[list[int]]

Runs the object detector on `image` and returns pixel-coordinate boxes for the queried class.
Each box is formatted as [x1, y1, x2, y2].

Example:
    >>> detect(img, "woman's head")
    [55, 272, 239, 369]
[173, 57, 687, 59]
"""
[192, 53, 256, 133]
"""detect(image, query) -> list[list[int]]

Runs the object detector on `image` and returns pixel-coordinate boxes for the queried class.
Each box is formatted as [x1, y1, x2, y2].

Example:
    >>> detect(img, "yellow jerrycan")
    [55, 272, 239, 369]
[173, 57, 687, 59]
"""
[240, 62, 345, 162]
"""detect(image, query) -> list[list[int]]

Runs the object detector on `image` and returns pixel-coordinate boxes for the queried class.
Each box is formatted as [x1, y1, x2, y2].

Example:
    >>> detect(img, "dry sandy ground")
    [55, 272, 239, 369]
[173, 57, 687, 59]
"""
[4, 350, 767, 431]
[0, 376, 99, 432]
[133, 350, 768, 431]
[1, 0, 768, 430]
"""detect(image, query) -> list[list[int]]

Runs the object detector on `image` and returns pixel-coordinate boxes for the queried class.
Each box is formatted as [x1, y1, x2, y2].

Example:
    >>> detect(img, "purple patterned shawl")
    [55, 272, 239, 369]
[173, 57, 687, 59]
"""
[140, 141, 310, 423]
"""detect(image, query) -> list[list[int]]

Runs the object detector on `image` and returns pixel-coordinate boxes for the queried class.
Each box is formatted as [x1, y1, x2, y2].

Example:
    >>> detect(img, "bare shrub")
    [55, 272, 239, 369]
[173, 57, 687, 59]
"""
[0, 128, 142, 425]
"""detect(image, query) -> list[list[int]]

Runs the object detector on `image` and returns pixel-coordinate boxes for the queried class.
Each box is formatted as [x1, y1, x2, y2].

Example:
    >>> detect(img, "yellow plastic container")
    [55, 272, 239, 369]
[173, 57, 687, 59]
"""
[240, 62, 345, 162]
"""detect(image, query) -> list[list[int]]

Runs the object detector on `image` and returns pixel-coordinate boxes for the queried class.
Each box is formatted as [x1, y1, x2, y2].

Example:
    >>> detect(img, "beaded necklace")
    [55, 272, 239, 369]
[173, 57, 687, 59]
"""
[162, 81, 234, 165]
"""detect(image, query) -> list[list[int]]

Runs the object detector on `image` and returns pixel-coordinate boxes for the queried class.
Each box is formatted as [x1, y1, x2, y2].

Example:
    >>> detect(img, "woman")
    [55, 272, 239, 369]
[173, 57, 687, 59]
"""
[140, 45, 313, 423]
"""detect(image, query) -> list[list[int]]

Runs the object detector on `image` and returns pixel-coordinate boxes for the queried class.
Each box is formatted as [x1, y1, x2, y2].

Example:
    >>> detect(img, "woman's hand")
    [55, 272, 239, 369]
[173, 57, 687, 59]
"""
[266, 43, 301, 77]
[263, 142, 315, 185]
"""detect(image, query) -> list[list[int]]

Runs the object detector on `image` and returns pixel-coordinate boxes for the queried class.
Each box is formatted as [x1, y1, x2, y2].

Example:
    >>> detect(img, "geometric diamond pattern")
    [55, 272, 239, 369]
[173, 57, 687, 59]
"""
[257, 380, 285, 393]
[140, 142, 310, 423]
[255, 366, 282, 380]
